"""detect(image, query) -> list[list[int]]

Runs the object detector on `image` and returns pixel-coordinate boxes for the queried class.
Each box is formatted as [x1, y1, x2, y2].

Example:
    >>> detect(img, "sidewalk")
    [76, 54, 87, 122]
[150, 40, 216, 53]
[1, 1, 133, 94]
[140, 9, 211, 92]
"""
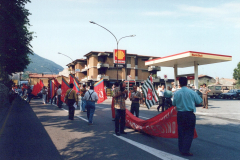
[0, 97, 62, 160]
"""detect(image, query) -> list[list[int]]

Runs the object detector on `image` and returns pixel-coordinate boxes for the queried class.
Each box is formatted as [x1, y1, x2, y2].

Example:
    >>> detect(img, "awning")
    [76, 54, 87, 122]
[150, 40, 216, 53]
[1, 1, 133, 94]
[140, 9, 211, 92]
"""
[145, 51, 232, 68]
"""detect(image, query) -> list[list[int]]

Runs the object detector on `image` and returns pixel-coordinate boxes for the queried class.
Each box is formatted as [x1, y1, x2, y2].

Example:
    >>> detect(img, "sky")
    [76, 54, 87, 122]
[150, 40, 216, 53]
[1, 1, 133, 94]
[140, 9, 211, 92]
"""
[26, 0, 240, 79]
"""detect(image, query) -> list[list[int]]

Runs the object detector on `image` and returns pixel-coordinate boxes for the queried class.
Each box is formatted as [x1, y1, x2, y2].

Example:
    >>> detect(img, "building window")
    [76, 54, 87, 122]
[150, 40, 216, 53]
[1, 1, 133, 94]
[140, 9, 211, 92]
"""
[127, 69, 131, 75]
[135, 57, 138, 65]
[135, 70, 138, 76]
[127, 57, 131, 64]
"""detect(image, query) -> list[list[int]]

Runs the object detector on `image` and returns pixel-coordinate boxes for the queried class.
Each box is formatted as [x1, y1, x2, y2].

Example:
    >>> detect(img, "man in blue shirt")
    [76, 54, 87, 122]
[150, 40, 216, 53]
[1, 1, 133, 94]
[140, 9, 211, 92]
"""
[173, 77, 202, 156]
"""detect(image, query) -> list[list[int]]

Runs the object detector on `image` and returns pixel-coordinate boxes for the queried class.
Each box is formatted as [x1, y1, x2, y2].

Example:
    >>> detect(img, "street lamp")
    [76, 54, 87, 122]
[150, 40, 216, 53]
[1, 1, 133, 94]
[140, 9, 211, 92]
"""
[41, 66, 54, 77]
[89, 21, 136, 82]
[58, 52, 74, 65]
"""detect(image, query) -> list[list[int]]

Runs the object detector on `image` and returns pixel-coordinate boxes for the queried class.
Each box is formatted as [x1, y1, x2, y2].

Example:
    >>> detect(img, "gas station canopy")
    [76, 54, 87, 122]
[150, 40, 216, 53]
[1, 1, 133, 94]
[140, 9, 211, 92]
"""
[145, 51, 232, 68]
[145, 51, 232, 88]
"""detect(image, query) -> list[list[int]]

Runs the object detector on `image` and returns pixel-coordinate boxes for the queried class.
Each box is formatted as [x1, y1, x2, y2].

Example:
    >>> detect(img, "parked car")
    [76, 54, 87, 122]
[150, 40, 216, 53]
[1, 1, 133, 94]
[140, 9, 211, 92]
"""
[220, 89, 240, 99]
[208, 85, 233, 98]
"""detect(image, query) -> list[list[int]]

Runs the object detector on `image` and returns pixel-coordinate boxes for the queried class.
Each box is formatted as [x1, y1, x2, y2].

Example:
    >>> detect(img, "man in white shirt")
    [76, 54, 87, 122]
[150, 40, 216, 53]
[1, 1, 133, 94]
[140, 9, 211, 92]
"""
[84, 85, 98, 125]
[57, 85, 62, 108]
[157, 85, 165, 112]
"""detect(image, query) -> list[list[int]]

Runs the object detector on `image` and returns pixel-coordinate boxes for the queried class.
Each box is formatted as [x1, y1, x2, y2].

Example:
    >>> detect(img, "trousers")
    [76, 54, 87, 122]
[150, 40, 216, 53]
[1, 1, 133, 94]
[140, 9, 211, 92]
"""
[130, 103, 140, 117]
[86, 101, 95, 123]
[157, 96, 165, 112]
[177, 111, 196, 154]
[68, 99, 75, 120]
[202, 94, 208, 108]
[57, 95, 62, 108]
[115, 109, 126, 133]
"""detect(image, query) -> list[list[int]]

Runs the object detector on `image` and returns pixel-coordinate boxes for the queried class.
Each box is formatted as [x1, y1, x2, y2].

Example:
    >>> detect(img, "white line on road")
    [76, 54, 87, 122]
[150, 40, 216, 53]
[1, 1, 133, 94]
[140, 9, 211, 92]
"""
[113, 134, 187, 160]
[61, 108, 88, 122]
[196, 112, 240, 115]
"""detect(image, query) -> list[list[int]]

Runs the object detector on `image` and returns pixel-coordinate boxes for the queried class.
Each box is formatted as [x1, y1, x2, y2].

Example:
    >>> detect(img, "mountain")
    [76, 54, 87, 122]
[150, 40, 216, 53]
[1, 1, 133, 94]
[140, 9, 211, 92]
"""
[25, 53, 64, 74]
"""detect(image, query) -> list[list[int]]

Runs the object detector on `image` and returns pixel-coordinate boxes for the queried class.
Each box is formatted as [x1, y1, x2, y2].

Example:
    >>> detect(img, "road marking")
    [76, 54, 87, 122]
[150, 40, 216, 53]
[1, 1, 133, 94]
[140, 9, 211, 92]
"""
[113, 134, 187, 160]
[61, 108, 88, 122]
[196, 112, 240, 115]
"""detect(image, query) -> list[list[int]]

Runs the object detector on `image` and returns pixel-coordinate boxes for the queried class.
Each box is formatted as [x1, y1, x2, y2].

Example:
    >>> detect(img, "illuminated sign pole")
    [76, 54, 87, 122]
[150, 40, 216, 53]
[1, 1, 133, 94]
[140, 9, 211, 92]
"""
[89, 21, 135, 82]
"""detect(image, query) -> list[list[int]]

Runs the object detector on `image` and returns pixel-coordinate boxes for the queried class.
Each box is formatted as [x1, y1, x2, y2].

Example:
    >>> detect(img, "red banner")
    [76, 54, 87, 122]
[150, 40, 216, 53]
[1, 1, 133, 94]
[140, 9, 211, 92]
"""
[61, 77, 70, 103]
[94, 79, 107, 104]
[125, 107, 198, 138]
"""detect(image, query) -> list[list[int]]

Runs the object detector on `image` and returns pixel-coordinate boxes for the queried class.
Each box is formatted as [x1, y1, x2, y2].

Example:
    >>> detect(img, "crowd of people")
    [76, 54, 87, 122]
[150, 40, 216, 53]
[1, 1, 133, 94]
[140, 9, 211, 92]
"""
[10, 84, 33, 104]
[10, 79, 212, 157]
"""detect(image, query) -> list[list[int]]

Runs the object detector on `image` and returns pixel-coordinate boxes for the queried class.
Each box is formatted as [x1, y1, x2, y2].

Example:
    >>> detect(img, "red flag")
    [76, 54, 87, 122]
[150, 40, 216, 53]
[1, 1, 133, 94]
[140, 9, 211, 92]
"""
[61, 77, 70, 103]
[39, 80, 44, 88]
[49, 80, 56, 99]
[94, 79, 107, 104]
[69, 73, 80, 84]
[69, 75, 74, 84]
[147, 88, 153, 100]
[126, 107, 198, 138]
[32, 83, 42, 96]
[73, 79, 80, 93]
[53, 78, 60, 87]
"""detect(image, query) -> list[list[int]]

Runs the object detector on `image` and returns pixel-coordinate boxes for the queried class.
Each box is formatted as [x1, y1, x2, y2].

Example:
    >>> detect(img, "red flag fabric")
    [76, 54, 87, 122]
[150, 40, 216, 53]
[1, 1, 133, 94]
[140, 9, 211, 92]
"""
[40, 80, 44, 88]
[31, 85, 37, 96]
[61, 77, 70, 103]
[69, 74, 80, 84]
[69, 76, 74, 84]
[49, 80, 56, 99]
[32, 83, 42, 96]
[53, 78, 60, 87]
[73, 79, 80, 93]
[125, 106, 198, 138]
[94, 79, 107, 104]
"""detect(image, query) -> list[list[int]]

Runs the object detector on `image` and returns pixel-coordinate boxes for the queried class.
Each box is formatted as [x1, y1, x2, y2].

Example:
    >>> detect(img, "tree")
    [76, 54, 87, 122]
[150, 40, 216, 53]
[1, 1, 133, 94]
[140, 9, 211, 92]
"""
[233, 62, 240, 88]
[0, 0, 33, 86]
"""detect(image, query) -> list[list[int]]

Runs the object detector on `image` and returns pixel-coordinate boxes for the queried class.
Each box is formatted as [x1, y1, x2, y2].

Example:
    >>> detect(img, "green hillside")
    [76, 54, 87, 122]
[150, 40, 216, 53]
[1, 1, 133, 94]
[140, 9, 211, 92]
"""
[25, 53, 64, 74]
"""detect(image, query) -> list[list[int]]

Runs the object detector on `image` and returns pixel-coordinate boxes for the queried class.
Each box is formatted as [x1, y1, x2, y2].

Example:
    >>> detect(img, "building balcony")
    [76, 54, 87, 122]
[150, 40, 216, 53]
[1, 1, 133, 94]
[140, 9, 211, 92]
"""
[97, 74, 109, 80]
[97, 63, 109, 69]
[148, 66, 161, 72]
[81, 67, 88, 73]
[81, 77, 88, 82]
[98, 52, 110, 56]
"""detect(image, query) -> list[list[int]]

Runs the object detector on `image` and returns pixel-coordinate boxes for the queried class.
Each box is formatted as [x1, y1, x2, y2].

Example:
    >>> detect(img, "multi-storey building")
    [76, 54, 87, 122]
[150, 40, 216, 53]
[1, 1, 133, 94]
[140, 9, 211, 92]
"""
[67, 51, 161, 87]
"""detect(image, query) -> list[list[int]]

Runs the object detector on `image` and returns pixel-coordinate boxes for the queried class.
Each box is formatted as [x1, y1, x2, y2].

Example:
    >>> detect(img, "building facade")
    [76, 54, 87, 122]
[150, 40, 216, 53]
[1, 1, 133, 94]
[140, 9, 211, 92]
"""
[67, 51, 161, 87]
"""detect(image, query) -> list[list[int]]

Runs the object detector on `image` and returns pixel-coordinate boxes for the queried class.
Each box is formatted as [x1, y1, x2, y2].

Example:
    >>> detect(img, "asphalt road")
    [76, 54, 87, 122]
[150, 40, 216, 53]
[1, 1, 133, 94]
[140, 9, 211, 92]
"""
[28, 98, 240, 160]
